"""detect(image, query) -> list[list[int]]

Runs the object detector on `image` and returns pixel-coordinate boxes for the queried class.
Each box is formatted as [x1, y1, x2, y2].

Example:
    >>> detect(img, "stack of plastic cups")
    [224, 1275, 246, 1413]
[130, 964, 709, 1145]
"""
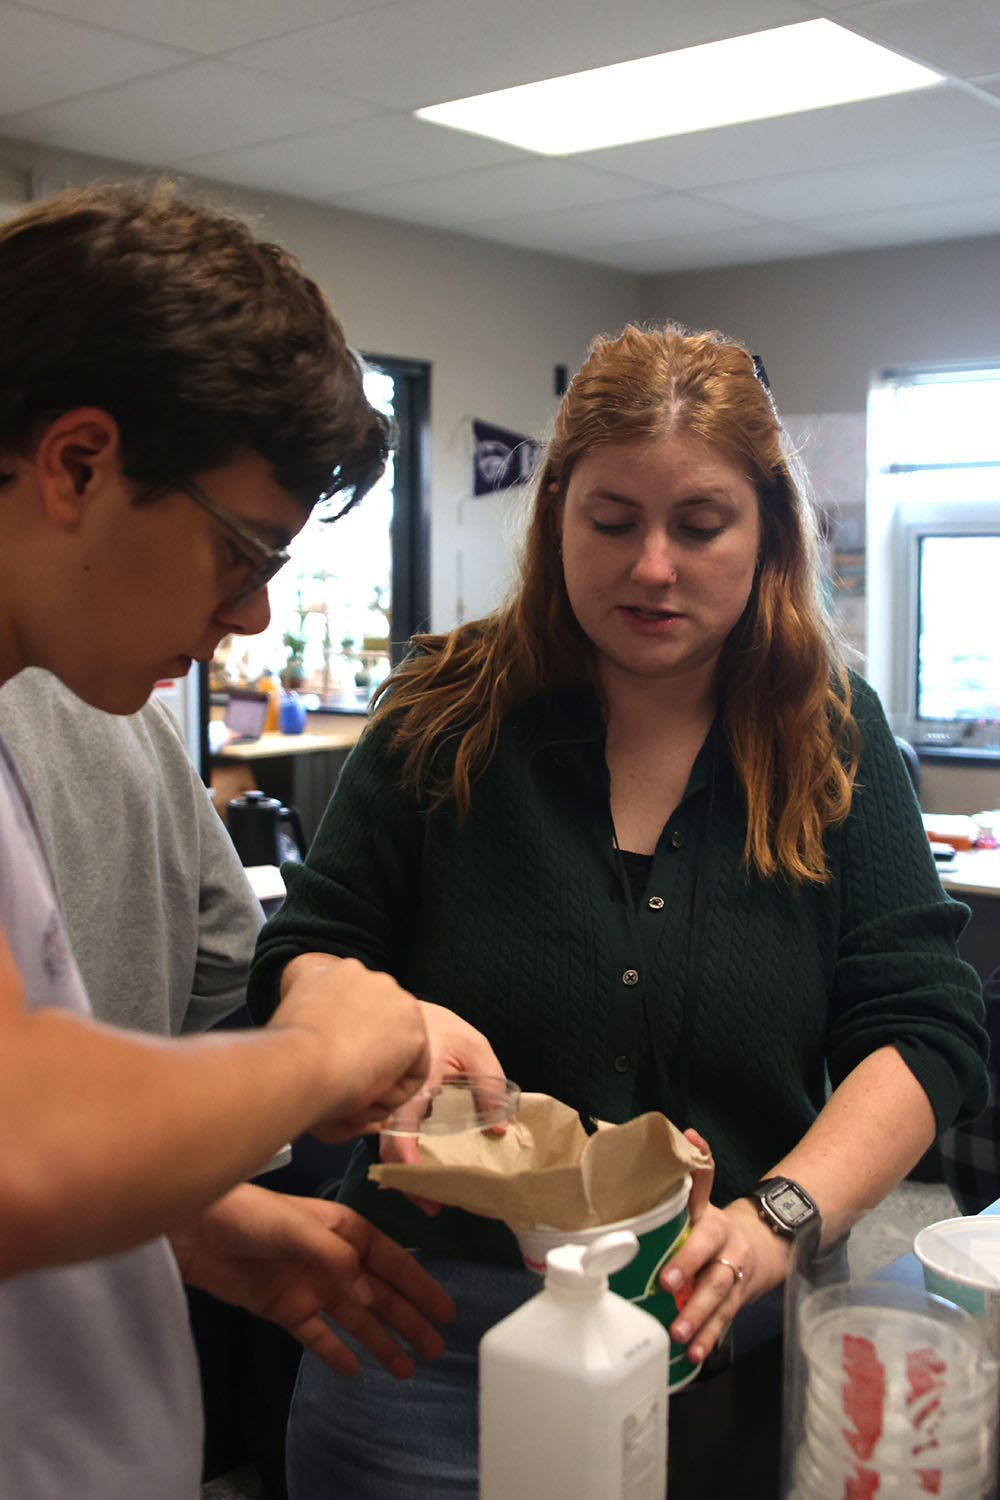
[786, 1281, 999, 1499]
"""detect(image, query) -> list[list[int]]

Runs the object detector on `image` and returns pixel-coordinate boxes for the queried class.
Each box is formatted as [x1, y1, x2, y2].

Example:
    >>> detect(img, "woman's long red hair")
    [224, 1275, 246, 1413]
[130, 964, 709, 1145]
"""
[371, 322, 858, 884]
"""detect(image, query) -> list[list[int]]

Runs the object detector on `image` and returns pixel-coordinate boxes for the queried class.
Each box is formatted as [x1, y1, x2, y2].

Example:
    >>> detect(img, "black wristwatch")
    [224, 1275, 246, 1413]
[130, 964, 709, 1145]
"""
[745, 1177, 820, 1239]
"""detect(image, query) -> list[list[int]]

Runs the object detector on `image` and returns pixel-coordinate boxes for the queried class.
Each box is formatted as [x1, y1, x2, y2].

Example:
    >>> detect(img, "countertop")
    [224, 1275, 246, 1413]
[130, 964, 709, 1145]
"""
[212, 715, 365, 760]
[939, 846, 1000, 897]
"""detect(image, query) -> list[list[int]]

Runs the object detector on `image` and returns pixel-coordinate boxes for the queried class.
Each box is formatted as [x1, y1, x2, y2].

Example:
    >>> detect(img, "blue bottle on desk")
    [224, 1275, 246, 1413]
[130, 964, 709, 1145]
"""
[279, 691, 307, 735]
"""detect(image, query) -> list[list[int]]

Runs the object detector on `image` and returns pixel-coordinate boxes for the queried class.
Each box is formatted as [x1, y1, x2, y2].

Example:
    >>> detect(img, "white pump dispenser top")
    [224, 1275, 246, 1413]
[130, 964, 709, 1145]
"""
[544, 1230, 642, 1294]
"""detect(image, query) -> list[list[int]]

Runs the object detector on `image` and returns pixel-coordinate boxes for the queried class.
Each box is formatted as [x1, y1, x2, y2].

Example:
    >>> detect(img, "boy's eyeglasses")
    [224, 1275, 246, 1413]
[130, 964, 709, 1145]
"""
[180, 479, 291, 604]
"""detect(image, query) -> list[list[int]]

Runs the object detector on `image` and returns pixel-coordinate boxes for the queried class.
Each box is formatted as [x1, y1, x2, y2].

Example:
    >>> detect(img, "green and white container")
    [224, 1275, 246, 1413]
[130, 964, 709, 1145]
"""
[512, 1173, 697, 1389]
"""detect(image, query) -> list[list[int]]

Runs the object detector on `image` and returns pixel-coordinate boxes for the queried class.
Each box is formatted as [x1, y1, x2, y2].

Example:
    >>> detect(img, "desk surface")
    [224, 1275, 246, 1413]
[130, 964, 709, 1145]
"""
[244, 864, 287, 903]
[213, 717, 364, 760]
[939, 847, 1000, 897]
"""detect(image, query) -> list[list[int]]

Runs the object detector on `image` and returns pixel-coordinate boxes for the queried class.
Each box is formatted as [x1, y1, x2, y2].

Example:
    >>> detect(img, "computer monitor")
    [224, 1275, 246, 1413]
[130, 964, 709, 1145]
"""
[223, 689, 270, 743]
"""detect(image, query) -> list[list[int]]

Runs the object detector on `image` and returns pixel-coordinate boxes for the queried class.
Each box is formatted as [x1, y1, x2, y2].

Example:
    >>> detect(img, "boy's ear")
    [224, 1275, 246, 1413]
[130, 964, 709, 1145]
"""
[31, 408, 123, 527]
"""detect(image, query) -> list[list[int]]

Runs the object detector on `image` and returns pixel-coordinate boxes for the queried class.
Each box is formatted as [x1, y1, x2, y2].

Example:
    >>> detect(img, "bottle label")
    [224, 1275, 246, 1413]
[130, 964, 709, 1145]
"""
[622, 1391, 664, 1500]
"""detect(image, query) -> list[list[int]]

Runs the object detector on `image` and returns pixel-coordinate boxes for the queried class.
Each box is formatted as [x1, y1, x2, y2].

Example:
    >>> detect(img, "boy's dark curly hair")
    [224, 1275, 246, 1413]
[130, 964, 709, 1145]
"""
[0, 181, 391, 511]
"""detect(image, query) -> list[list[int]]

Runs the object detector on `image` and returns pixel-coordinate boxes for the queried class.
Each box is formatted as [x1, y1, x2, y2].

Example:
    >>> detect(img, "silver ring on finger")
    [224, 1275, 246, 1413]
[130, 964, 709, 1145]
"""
[714, 1256, 744, 1287]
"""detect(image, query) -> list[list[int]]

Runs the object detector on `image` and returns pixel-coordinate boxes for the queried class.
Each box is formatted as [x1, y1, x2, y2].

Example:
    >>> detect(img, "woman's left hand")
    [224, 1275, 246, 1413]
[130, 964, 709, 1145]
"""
[658, 1129, 791, 1363]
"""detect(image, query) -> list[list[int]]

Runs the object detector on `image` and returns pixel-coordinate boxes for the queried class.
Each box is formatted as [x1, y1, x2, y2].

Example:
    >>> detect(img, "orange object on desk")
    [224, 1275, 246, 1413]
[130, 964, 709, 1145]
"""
[256, 672, 281, 733]
[922, 813, 980, 852]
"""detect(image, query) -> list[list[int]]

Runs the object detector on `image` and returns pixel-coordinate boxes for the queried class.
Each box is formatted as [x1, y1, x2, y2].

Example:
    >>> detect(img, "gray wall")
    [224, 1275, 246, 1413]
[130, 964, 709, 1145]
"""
[645, 235, 1000, 414]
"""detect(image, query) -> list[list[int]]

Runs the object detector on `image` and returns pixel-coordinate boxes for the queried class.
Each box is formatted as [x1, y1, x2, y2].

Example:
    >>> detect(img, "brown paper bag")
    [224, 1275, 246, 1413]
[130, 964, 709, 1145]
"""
[369, 1091, 709, 1230]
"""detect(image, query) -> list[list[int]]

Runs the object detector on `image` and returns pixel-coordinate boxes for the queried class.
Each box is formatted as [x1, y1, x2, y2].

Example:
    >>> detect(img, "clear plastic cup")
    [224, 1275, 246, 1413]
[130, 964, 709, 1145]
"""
[799, 1285, 996, 1392]
[381, 1072, 520, 1137]
[792, 1444, 989, 1500]
[803, 1376, 992, 1450]
[801, 1395, 995, 1473]
[789, 1281, 998, 1499]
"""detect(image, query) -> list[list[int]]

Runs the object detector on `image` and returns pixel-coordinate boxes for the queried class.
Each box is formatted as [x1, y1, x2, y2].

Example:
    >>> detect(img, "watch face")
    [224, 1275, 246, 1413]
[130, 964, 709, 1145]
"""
[766, 1181, 814, 1227]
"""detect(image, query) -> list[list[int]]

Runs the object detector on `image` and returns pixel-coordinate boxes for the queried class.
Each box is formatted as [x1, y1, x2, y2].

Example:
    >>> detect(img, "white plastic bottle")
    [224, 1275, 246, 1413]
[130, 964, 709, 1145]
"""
[479, 1230, 670, 1500]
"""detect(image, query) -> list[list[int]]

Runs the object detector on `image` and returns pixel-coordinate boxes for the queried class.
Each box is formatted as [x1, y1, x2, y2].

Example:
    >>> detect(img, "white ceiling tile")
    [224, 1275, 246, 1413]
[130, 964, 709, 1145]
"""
[462, 194, 765, 256]
[228, 0, 814, 110]
[15, 0, 392, 53]
[971, 73, 1000, 101]
[805, 194, 1000, 247]
[183, 113, 524, 198]
[700, 138, 1000, 220]
[2, 0, 1000, 276]
[835, 0, 1000, 80]
[1, 59, 373, 160]
[337, 160, 659, 228]
[662, 223, 853, 265]
[572, 86, 1000, 192]
[576, 222, 849, 274]
[0, 3, 187, 117]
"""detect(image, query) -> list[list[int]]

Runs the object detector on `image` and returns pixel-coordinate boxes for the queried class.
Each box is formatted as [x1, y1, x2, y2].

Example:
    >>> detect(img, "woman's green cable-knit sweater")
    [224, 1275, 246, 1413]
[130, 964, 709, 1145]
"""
[247, 672, 988, 1266]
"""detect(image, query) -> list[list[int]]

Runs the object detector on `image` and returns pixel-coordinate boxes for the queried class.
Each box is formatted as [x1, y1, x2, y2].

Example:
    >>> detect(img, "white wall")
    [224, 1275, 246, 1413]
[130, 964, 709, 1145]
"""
[0, 134, 645, 630]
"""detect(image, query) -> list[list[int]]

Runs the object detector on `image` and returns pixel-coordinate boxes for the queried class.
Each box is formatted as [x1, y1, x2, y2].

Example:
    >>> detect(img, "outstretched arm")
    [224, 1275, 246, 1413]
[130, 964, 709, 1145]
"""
[0, 930, 429, 1279]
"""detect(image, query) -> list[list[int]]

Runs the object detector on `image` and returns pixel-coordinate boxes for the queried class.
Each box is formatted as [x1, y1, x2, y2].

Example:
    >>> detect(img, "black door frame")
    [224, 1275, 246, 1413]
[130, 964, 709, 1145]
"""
[364, 353, 432, 661]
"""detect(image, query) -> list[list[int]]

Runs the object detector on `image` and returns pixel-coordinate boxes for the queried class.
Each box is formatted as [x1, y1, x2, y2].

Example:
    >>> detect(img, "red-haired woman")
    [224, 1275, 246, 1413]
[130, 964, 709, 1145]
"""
[249, 322, 987, 1500]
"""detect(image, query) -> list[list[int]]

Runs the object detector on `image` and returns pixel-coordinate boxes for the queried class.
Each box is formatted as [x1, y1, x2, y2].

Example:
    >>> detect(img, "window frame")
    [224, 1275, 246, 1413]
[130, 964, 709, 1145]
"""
[867, 361, 1000, 759]
[364, 352, 432, 658]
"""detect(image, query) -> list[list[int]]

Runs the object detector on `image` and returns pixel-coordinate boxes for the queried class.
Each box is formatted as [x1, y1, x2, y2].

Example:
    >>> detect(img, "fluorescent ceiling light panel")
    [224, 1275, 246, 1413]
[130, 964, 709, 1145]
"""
[415, 20, 943, 156]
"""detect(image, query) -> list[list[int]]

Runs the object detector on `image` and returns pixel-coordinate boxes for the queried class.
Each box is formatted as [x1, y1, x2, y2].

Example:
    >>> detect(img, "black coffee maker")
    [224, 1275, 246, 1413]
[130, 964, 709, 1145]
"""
[226, 790, 308, 867]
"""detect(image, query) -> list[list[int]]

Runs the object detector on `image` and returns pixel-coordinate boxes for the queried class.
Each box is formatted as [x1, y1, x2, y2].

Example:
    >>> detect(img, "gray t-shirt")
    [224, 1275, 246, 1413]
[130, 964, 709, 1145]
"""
[0, 669, 263, 1036]
[0, 739, 203, 1499]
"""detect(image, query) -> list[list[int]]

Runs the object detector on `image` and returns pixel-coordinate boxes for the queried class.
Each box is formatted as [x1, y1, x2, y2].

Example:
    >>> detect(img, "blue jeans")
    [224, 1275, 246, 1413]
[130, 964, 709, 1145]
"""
[286, 1256, 789, 1499]
[286, 1258, 535, 1500]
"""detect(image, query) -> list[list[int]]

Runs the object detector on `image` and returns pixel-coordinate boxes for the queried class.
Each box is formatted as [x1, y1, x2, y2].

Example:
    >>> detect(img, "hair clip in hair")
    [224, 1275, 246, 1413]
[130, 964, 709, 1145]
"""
[751, 354, 772, 392]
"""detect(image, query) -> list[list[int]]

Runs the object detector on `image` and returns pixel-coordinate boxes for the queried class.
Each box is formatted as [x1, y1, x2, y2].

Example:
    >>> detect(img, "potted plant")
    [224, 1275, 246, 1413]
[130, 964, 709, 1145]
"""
[281, 630, 308, 691]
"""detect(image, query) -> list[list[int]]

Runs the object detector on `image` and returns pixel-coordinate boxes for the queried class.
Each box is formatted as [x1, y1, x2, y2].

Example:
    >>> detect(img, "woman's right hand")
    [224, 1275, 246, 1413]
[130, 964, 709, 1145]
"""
[416, 1000, 506, 1091]
[378, 1002, 507, 1214]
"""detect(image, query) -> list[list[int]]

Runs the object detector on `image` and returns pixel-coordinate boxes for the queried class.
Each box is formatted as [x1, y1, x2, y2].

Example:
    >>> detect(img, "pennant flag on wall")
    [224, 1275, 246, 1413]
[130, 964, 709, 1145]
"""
[472, 419, 541, 496]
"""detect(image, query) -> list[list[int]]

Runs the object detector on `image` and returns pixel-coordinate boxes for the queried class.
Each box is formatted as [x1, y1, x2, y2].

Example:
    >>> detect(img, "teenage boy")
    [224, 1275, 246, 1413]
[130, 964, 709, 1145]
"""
[0, 183, 494, 1500]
